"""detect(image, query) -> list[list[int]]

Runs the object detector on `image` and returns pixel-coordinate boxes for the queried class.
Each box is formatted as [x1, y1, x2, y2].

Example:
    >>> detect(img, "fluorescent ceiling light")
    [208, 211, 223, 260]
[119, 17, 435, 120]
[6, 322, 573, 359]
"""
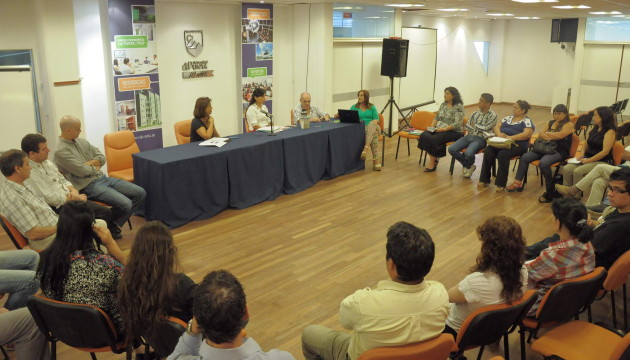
[487, 13, 514, 16]
[386, 4, 413, 7]
[552, 5, 590, 9]
[364, 16, 384, 18]
[333, 6, 354, 10]
[437, 8, 469, 12]
[515, 16, 541, 19]
[512, 0, 557, 3]
[589, 11, 622, 15]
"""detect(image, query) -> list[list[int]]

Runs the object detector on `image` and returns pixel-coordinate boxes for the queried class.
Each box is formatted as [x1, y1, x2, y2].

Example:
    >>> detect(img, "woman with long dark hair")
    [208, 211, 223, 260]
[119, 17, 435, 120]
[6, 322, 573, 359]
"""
[526, 198, 595, 315]
[444, 216, 527, 335]
[507, 104, 575, 203]
[117, 221, 196, 344]
[245, 88, 271, 131]
[558, 106, 616, 190]
[37, 201, 126, 332]
[418, 87, 465, 172]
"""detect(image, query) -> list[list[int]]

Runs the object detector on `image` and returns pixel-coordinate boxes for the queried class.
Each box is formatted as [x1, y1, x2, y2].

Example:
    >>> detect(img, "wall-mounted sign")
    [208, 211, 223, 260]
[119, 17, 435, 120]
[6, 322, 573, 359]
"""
[184, 30, 203, 57]
[182, 61, 214, 79]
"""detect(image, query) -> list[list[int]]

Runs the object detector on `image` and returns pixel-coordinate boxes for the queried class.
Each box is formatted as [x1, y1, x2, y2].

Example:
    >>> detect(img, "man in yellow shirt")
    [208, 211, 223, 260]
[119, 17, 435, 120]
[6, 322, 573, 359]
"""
[301, 222, 450, 360]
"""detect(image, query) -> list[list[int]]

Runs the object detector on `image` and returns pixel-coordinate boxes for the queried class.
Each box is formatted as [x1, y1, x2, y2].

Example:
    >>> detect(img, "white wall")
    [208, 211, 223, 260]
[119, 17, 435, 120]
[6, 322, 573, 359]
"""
[501, 19, 575, 107]
[156, 2, 242, 146]
[402, 16, 500, 110]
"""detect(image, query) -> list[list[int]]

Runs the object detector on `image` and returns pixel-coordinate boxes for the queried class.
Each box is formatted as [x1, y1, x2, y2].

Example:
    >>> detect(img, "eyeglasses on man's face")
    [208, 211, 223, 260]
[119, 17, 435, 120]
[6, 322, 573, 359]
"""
[607, 185, 629, 195]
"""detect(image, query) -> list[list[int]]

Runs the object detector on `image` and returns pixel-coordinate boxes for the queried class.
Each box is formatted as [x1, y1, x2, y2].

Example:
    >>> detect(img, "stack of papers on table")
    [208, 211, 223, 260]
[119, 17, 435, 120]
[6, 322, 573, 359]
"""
[199, 137, 231, 147]
[257, 126, 289, 133]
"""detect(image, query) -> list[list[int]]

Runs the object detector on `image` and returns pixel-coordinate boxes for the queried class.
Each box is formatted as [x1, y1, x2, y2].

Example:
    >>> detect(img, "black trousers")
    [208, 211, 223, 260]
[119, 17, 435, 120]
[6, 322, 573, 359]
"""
[418, 131, 463, 158]
[479, 142, 528, 187]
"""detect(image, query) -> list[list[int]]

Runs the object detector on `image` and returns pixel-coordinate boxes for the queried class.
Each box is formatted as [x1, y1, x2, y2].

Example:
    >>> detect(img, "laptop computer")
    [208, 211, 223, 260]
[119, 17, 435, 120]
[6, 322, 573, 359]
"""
[337, 109, 360, 123]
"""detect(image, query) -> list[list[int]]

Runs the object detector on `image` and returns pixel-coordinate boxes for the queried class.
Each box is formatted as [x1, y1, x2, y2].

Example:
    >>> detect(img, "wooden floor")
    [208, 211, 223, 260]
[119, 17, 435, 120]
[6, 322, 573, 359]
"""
[1, 104, 623, 360]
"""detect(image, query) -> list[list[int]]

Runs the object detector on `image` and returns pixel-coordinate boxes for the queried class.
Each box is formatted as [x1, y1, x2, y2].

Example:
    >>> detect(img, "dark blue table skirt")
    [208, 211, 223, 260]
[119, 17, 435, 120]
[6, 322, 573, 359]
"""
[133, 122, 365, 228]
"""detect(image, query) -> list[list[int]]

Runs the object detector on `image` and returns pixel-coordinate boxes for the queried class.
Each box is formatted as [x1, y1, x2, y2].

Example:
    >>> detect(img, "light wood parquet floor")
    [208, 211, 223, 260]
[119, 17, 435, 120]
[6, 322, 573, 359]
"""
[1, 104, 623, 360]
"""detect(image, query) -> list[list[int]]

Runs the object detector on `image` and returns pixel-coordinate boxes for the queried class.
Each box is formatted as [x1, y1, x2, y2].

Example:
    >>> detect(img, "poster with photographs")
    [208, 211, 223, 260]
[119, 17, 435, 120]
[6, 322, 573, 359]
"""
[108, 0, 163, 150]
[241, 3, 273, 131]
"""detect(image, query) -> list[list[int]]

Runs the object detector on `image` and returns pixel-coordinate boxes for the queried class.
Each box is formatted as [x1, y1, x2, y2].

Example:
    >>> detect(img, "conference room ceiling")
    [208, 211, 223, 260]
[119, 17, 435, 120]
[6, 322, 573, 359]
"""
[201, 0, 629, 20]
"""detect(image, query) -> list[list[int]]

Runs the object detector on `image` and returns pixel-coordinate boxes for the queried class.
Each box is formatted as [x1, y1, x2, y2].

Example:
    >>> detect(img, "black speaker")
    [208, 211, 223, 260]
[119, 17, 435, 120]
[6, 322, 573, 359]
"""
[380, 38, 409, 78]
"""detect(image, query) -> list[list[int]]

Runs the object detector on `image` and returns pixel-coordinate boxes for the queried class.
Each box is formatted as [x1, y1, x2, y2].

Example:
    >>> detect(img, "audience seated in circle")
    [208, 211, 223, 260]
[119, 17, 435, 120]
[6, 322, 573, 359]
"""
[118, 221, 197, 345]
[419, 86, 465, 173]
[444, 216, 528, 336]
[561, 106, 616, 187]
[525, 198, 595, 315]
[168, 269, 295, 360]
[301, 221, 449, 360]
[479, 100, 534, 191]
[37, 201, 127, 333]
[507, 104, 575, 203]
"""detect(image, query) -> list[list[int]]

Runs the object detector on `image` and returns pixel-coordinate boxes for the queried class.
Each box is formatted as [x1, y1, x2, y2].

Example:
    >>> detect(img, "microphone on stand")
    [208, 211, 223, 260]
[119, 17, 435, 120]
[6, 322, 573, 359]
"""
[262, 110, 275, 136]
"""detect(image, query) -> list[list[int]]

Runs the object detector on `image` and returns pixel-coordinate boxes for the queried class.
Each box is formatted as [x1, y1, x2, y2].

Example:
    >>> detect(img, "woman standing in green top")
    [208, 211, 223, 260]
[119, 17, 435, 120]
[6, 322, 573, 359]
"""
[350, 89, 381, 171]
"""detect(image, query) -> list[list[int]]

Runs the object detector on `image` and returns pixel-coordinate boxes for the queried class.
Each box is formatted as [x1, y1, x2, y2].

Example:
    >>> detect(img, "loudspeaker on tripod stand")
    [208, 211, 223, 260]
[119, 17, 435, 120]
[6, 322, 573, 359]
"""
[380, 38, 409, 78]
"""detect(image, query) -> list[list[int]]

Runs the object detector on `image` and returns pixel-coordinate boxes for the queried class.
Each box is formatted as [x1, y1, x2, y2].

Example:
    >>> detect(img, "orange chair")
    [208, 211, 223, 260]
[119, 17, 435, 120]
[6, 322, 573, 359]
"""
[451, 290, 538, 360]
[103, 130, 140, 183]
[356, 333, 454, 360]
[528, 134, 580, 186]
[396, 111, 435, 159]
[531, 320, 630, 360]
[174, 120, 192, 145]
[0, 215, 32, 250]
[27, 294, 132, 360]
[612, 141, 625, 165]
[519, 267, 607, 359]
[243, 117, 254, 133]
[593, 250, 630, 329]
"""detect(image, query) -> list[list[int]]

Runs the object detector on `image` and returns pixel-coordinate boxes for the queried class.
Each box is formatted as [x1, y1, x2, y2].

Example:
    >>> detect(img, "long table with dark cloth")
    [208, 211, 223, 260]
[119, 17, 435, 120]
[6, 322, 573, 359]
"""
[133, 122, 365, 228]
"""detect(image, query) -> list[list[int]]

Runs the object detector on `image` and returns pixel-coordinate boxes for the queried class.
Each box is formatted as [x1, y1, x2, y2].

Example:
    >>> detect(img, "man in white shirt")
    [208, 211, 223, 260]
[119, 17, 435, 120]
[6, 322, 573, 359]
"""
[120, 58, 135, 75]
[21, 133, 120, 239]
[301, 222, 450, 360]
[292, 92, 329, 125]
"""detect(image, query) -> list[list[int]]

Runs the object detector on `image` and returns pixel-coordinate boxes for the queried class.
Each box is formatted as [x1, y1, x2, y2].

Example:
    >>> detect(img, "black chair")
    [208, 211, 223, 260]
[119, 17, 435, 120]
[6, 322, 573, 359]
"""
[519, 267, 607, 359]
[139, 316, 187, 358]
[451, 290, 538, 360]
[575, 111, 594, 136]
[26, 295, 131, 360]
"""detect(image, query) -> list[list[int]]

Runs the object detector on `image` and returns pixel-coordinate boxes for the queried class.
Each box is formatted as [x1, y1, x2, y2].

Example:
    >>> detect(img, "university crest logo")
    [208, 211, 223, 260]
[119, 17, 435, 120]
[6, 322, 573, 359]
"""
[184, 30, 203, 57]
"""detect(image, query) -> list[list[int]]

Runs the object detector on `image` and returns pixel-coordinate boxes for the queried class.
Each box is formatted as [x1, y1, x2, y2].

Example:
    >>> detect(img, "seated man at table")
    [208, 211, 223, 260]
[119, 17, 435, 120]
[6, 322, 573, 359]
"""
[54, 115, 146, 235]
[292, 92, 330, 125]
[0, 150, 58, 250]
[21, 133, 120, 239]
[301, 221, 449, 360]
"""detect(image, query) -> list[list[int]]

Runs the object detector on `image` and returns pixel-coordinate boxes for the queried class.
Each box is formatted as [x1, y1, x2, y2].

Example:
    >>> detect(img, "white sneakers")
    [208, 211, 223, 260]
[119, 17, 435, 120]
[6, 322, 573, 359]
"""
[463, 164, 476, 178]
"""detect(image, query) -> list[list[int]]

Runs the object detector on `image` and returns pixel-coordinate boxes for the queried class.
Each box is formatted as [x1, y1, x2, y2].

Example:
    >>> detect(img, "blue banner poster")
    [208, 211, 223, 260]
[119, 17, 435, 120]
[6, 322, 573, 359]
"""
[108, 0, 163, 150]
[241, 3, 273, 132]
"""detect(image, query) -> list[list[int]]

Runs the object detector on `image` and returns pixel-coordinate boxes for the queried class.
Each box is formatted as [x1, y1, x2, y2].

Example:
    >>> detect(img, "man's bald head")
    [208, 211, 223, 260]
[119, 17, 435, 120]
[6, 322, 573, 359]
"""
[59, 115, 82, 140]
[299, 92, 311, 110]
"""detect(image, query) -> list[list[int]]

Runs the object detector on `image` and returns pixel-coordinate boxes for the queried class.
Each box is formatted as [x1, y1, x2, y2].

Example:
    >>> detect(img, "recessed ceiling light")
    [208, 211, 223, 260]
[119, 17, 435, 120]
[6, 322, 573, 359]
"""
[364, 16, 384, 19]
[589, 11, 622, 15]
[515, 16, 541, 19]
[437, 8, 469, 12]
[487, 13, 514, 16]
[512, 0, 558, 3]
[386, 4, 413, 7]
[552, 5, 591, 9]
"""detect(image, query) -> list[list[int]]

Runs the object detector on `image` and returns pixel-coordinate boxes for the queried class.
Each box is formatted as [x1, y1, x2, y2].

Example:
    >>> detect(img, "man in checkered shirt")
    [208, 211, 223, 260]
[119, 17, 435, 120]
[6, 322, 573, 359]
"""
[0, 150, 58, 251]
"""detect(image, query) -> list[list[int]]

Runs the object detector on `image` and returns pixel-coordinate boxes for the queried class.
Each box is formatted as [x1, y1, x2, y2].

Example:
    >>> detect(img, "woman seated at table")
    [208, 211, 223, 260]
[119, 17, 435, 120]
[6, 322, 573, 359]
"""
[559, 106, 616, 188]
[37, 201, 127, 333]
[245, 88, 271, 131]
[526, 198, 595, 316]
[479, 100, 534, 191]
[190, 97, 220, 142]
[350, 89, 382, 171]
[507, 104, 574, 203]
[118, 221, 196, 345]
[418, 86, 465, 172]
[444, 216, 527, 337]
